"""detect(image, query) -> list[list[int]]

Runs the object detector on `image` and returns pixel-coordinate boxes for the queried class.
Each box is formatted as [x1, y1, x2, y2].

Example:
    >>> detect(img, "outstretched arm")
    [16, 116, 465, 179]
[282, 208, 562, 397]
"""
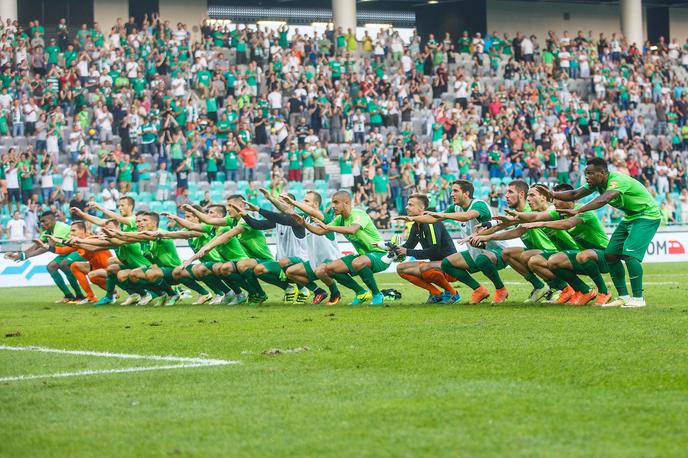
[182, 226, 244, 268]
[558, 190, 619, 215]
[536, 184, 594, 202]
[89, 202, 132, 226]
[161, 212, 203, 231]
[521, 215, 584, 231]
[281, 195, 325, 221]
[504, 208, 554, 223]
[157, 230, 205, 240]
[473, 225, 527, 243]
[182, 204, 228, 226]
[426, 209, 480, 223]
[72, 207, 107, 227]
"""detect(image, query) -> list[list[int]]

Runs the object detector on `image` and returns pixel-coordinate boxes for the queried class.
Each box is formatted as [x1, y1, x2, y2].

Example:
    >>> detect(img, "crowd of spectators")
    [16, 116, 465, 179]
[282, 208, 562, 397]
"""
[1, 14, 688, 240]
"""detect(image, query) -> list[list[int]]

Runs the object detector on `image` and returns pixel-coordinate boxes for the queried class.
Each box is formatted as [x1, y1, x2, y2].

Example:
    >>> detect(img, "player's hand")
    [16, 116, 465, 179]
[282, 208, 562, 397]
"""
[423, 211, 443, 219]
[495, 214, 517, 224]
[4, 252, 18, 260]
[469, 235, 488, 247]
[557, 207, 578, 217]
[245, 201, 260, 212]
[161, 212, 175, 220]
[290, 213, 306, 226]
[395, 246, 407, 256]
[228, 202, 245, 215]
[533, 184, 553, 201]
[393, 216, 412, 222]
[281, 194, 296, 205]
[313, 219, 328, 230]
[70, 206, 84, 215]
[181, 258, 193, 269]
[258, 187, 270, 197]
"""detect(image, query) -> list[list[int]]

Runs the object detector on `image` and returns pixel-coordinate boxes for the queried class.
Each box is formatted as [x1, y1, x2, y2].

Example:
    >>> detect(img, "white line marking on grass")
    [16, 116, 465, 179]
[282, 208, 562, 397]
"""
[0, 345, 239, 383]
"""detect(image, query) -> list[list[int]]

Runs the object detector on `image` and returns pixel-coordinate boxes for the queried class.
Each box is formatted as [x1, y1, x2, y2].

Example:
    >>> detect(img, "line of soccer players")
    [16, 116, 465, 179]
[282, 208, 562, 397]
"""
[7, 158, 660, 309]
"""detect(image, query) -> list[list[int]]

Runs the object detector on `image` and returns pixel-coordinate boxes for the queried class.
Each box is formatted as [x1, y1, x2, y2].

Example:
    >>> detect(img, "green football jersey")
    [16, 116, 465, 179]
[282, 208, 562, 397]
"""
[520, 205, 557, 251]
[185, 228, 224, 263]
[116, 242, 151, 267]
[40, 221, 71, 244]
[224, 217, 274, 260]
[141, 238, 181, 268]
[331, 208, 385, 254]
[201, 223, 248, 262]
[548, 207, 609, 250]
[584, 172, 660, 221]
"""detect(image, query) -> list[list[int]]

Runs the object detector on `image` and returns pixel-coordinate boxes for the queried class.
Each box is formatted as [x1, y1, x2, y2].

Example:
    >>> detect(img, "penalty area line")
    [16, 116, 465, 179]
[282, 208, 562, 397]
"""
[0, 345, 239, 383]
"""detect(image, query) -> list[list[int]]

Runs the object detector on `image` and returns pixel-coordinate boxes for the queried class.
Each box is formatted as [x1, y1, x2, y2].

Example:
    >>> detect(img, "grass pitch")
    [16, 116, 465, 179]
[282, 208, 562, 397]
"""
[1, 263, 688, 457]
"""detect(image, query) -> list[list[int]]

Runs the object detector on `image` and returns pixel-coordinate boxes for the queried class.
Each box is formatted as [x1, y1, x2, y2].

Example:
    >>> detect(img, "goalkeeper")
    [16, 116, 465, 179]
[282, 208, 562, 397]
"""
[393, 194, 461, 304]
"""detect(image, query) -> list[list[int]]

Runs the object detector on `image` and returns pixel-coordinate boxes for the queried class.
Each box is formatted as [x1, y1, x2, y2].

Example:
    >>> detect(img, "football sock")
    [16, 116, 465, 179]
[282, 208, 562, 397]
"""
[625, 258, 644, 298]
[332, 272, 366, 295]
[475, 255, 505, 289]
[581, 260, 609, 294]
[441, 258, 480, 290]
[357, 266, 381, 295]
[524, 272, 545, 289]
[552, 268, 590, 293]
[180, 278, 209, 295]
[70, 264, 94, 299]
[50, 270, 73, 297]
[608, 260, 629, 296]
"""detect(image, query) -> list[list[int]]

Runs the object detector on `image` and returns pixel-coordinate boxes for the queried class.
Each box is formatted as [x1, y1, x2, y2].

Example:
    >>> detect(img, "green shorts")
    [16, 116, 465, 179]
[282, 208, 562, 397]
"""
[261, 260, 283, 276]
[606, 218, 660, 261]
[341, 252, 390, 275]
[460, 249, 506, 274]
[54, 251, 86, 265]
[161, 267, 176, 283]
[565, 249, 610, 274]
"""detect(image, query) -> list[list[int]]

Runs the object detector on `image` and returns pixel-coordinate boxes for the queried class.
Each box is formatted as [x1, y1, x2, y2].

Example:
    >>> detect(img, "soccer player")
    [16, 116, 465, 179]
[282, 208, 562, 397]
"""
[470, 180, 568, 303]
[231, 188, 328, 304]
[181, 196, 274, 304]
[73, 215, 154, 306]
[160, 207, 245, 305]
[504, 183, 611, 305]
[404, 180, 509, 305]
[534, 157, 661, 308]
[280, 191, 343, 306]
[103, 212, 213, 306]
[5, 211, 85, 303]
[72, 197, 150, 305]
[35, 221, 112, 303]
[299, 191, 391, 305]
[392, 193, 461, 304]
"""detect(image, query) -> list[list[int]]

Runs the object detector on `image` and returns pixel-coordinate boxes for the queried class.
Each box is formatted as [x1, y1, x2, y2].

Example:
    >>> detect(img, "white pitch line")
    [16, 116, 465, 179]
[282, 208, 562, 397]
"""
[0, 345, 239, 383]
[0, 345, 237, 365]
[0, 362, 232, 383]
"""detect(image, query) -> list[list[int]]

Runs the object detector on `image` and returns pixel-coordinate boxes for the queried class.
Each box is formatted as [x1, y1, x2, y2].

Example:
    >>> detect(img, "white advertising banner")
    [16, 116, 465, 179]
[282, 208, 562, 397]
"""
[0, 232, 686, 288]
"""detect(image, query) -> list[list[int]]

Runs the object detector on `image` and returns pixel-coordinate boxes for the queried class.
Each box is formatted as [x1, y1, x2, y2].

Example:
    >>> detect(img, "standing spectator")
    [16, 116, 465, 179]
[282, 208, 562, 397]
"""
[6, 211, 27, 241]
[102, 181, 120, 212]
[372, 167, 390, 206]
[69, 191, 87, 220]
[339, 149, 354, 191]
[156, 162, 172, 202]
[76, 162, 90, 197]
[313, 142, 327, 181]
[62, 164, 77, 201]
[287, 145, 302, 182]
[39, 155, 54, 204]
[239, 144, 258, 182]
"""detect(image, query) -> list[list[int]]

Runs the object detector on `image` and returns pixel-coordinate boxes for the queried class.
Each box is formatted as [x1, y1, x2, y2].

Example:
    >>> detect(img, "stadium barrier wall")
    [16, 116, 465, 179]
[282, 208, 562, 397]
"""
[0, 232, 686, 288]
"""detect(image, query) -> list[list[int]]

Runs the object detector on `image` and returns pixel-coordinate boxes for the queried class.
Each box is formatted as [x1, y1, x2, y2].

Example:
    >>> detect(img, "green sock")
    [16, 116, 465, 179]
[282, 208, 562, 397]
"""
[63, 269, 84, 297]
[203, 276, 230, 295]
[180, 278, 209, 295]
[240, 269, 265, 296]
[581, 260, 608, 294]
[332, 272, 366, 295]
[608, 260, 629, 296]
[226, 273, 246, 295]
[357, 266, 380, 295]
[625, 258, 644, 298]
[524, 272, 545, 289]
[475, 255, 504, 289]
[105, 274, 117, 297]
[546, 278, 569, 291]
[552, 268, 590, 293]
[441, 258, 480, 290]
[50, 270, 73, 297]
[257, 271, 291, 290]
[328, 282, 340, 296]
[305, 282, 318, 292]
